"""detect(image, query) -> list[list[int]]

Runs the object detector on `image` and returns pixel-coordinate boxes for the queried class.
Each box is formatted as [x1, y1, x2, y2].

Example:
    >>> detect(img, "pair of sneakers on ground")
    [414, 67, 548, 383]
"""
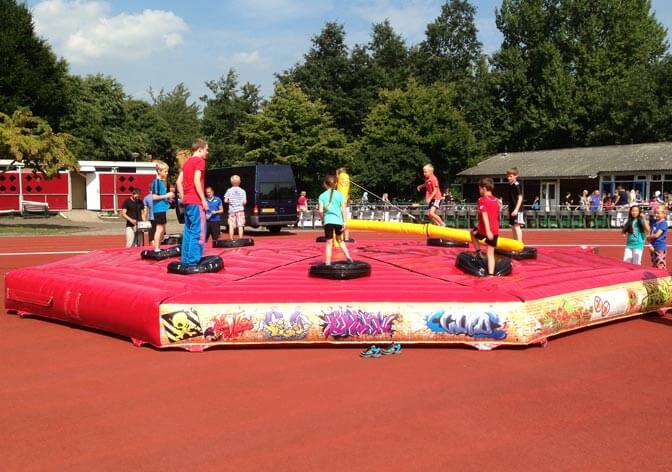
[360, 343, 402, 358]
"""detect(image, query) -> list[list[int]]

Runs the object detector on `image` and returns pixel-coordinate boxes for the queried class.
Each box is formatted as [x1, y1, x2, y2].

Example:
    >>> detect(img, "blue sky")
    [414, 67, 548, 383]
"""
[27, 0, 672, 104]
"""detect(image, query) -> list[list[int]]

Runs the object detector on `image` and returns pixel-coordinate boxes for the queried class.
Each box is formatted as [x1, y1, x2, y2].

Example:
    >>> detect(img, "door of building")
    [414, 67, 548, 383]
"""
[541, 182, 558, 211]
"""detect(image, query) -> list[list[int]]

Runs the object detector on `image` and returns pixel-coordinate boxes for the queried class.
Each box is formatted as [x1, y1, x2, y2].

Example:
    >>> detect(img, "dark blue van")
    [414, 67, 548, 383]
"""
[206, 164, 298, 233]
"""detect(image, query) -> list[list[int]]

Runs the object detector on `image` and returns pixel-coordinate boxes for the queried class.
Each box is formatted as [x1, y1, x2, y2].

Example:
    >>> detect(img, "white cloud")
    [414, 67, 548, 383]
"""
[32, 0, 188, 63]
[231, 51, 267, 66]
[351, 0, 440, 42]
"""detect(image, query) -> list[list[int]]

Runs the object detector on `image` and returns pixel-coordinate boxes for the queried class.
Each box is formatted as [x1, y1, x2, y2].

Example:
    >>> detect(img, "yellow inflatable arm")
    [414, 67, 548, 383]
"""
[346, 220, 524, 252]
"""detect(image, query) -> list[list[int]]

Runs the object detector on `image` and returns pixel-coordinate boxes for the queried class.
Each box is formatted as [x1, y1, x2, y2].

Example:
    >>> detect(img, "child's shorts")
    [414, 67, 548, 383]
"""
[154, 212, 167, 225]
[324, 224, 344, 240]
[228, 210, 245, 228]
[427, 199, 441, 210]
[508, 212, 525, 226]
[650, 248, 667, 270]
[472, 229, 499, 248]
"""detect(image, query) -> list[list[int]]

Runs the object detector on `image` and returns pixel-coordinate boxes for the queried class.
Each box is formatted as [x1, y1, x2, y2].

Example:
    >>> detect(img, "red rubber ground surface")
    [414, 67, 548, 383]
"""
[2, 230, 672, 471]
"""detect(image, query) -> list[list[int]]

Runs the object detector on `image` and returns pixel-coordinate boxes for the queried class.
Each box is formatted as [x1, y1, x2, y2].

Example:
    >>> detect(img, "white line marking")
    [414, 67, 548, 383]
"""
[0, 251, 90, 256]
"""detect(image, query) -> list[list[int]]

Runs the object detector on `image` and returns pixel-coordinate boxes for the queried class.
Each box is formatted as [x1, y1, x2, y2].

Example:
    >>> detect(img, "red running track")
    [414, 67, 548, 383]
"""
[2, 230, 672, 471]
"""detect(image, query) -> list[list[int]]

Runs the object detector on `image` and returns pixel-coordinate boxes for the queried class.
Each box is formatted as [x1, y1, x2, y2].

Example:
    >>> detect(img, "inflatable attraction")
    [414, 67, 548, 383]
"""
[5, 221, 672, 350]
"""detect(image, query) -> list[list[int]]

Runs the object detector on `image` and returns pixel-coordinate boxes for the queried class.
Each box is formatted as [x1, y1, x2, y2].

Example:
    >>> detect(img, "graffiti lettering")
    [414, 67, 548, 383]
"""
[320, 307, 399, 338]
[593, 296, 610, 318]
[203, 313, 253, 341]
[261, 308, 311, 340]
[427, 309, 506, 340]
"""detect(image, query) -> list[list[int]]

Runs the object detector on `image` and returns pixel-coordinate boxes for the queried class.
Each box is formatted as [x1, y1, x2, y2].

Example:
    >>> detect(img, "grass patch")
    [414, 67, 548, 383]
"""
[0, 224, 88, 235]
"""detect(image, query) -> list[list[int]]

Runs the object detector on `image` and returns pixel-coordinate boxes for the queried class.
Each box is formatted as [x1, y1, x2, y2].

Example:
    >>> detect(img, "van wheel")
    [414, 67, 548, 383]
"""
[268, 226, 282, 234]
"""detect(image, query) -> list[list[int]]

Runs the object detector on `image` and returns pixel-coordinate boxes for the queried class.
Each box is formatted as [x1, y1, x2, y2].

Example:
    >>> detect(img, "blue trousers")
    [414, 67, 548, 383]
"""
[181, 204, 205, 265]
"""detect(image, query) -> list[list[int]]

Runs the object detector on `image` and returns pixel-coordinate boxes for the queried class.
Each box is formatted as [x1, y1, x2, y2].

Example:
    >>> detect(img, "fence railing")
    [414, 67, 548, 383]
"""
[296, 203, 665, 229]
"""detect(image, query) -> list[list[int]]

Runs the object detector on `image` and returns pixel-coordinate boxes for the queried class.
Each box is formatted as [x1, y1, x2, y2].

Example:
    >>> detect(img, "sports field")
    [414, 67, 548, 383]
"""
[2, 229, 671, 471]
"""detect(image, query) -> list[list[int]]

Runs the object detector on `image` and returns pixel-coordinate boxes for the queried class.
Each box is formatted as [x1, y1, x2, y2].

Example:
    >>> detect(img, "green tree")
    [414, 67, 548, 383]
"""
[0, 0, 72, 129]
[368, 20, 411, 91]
[361, 79, 477, 198]
[492, 0, 669, 151]
[0, 109, 77, 176]
[150, 83, 200, 150]
[124, 99, 174, 168]
[412, 0, 483, 85]
[200, 69, 261, 168]
[61, 74, 171, 163]
[279, 22, 365, 137]
[240, 83, 352, 194]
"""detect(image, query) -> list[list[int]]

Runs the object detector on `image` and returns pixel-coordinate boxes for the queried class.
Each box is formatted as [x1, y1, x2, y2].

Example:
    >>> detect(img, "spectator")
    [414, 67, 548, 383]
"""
[635, 188, 643, 204]
[563, 192, 574, 210]
[615, 186, 629, 208]
[603, 194, 614, 211]
[205, 186, 223, 242]
[121, 188, 145, 248]
[297, 191, 308, 212]
[579, 190, 589, 210]
[649, 206, 668, 270]
[629, 188, 636, 204]
[297, 190, 308, 227]
[531, 196, 541, 210]
[143, 184, 155, 245]
[224, 175, 247, 241]
[589, 190, 602, 212]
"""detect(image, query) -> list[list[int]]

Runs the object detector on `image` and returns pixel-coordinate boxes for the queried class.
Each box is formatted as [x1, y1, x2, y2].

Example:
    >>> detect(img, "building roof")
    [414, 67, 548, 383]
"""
[458, 142, 672, 178]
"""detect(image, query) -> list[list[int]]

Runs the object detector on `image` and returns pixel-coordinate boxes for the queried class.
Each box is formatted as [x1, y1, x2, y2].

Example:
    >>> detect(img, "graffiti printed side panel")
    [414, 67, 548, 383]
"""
[158, 302, 523, 347]
[157, 278, 672, 348]
[523, 277, 672, 342]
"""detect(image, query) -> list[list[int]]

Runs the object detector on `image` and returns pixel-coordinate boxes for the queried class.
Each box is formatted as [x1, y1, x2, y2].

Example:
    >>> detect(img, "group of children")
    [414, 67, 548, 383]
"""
[418, 164, 668, 275]
[138, 139, 248, 267]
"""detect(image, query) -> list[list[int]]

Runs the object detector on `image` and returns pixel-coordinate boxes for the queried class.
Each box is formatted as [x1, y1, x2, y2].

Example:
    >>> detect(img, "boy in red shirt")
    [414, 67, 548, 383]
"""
[471, 177, 500, 276]
[177, 138, 209, 266]
[416, 164, 444, 226]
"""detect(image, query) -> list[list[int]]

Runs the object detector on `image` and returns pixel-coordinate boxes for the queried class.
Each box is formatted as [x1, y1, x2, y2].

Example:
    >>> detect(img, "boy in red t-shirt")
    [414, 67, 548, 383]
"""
[177, 138, 209, 266]
[416, 164, 444, 226]
[471, 177, 500, 276]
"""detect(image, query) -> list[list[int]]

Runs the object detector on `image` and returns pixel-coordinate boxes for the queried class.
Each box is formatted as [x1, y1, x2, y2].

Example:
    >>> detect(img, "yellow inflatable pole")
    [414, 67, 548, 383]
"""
[346, 220, 524, 252]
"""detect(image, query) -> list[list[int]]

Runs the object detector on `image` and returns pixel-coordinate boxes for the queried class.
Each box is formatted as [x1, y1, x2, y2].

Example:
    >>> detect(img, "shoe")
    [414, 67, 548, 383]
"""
[381, 343, 402, 355]
[360, 345, 381, 358]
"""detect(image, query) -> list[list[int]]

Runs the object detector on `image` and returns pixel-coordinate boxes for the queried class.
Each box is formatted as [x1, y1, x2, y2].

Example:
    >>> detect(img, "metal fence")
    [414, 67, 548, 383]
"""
[295, 203, 662, 229]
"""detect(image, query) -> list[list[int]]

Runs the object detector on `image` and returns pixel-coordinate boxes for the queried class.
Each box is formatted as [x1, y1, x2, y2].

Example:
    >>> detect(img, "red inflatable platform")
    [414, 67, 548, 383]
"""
[5, 239, 672, 350]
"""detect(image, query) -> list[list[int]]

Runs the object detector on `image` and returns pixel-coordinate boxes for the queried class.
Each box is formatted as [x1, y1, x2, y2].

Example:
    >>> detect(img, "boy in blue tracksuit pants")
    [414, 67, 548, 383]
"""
[177, 139, 209, 266]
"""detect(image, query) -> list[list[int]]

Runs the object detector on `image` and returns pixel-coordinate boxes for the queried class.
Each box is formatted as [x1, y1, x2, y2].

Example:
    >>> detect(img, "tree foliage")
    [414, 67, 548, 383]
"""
[492, 0, 670, 151]
[150, 83, 200, 150]
[240, 83, 352, 194]
[0, 0, 72, 129]
[61, 74, 172, 163]
[200, 69, 261, 168]
[279, 22, 369, 137]
[361, 79, 478, 197]
[412, 0, 483, 85]
[0, 109, 77, 176]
